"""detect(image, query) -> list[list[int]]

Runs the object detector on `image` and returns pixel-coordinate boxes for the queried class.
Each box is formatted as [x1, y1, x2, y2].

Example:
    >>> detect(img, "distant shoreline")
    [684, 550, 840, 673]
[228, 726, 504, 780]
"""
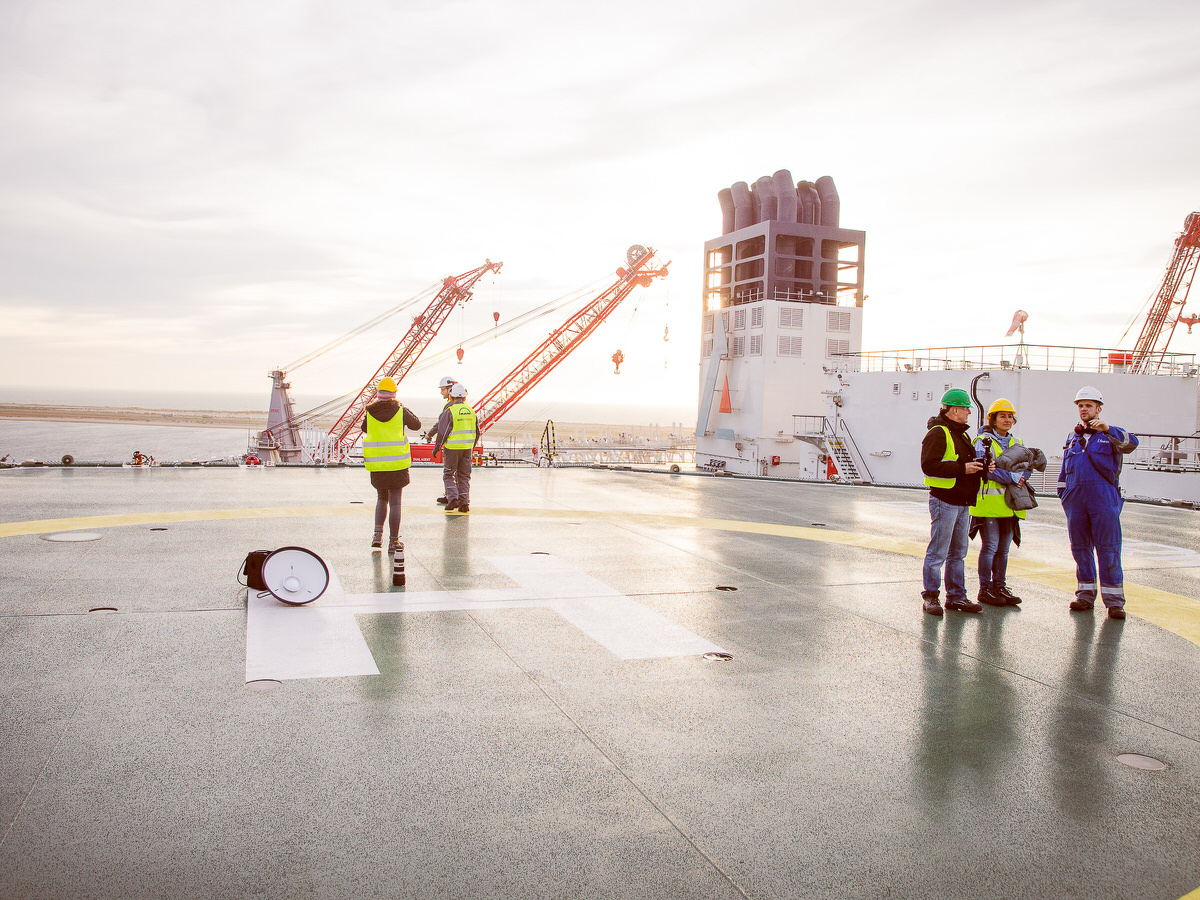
[0, 403, 264, 429]
[0, 403, 696, 443]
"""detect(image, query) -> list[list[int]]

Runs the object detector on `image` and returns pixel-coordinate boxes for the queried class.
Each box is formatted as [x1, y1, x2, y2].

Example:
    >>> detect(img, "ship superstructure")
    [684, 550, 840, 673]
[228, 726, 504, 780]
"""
[696, 173, 1200, 502]
[696, 169, 865, 478]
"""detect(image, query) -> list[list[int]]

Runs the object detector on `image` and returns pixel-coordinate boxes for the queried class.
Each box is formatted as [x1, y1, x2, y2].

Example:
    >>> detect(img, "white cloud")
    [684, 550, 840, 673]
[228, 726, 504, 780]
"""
[1, 0, 1199, 409]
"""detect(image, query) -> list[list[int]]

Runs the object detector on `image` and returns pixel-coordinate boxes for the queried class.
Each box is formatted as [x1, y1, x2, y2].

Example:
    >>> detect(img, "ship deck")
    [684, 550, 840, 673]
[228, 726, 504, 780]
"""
[1, 465, 1199, 900]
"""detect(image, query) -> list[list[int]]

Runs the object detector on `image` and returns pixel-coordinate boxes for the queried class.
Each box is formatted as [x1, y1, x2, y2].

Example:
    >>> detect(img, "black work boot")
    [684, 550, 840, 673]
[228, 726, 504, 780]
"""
[921, 591, 943, 617]
[978, 585, 1008, 607]
[995, 584, 1022, 605]
[945, 596, 984, 613]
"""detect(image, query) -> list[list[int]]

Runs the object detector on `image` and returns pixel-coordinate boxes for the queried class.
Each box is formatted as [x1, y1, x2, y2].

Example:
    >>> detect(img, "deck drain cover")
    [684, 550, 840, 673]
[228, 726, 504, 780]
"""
[245, 679, 282, 691]
[150, 527, 168, 532]
[703, 652, 734, 661]
[88, 607, 118, 613]
[41, 532, 102, 542]
[715, 585, 738, 592]
[1117, 753, 1166, 771]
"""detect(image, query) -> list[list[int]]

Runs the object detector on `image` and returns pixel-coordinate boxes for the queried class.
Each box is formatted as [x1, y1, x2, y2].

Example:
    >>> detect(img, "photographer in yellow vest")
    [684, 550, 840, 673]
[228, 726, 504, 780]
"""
[433, 382, 480, 513]
[920, 388, 989, 616]
[970, 398, 1027, 607]
[361, 377, 422, 553]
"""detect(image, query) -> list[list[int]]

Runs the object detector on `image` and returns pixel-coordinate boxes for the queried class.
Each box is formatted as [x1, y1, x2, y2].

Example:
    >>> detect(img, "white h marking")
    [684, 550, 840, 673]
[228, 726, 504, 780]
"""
[245, 554, 724, 682]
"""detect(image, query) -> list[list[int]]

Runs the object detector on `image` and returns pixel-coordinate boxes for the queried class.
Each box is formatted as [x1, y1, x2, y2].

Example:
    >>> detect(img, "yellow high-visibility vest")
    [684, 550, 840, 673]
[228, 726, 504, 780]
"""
[970, 434, 1027, 518]
[443, 403, 477, 451]
[364, 411, 411, 471]
[923, 425, 959, 489]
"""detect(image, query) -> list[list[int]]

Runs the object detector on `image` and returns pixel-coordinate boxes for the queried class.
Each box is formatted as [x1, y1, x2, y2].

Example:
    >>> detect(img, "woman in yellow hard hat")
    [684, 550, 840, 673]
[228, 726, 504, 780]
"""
[970, 398, 1027, 606]
[360, 377, 421, 553]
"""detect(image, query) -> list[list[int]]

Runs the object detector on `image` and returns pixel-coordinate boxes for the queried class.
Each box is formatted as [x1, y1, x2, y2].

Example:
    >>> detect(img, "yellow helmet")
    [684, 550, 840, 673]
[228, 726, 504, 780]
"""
[987, 398, 1015, 416]
[377, 377, 397, 393]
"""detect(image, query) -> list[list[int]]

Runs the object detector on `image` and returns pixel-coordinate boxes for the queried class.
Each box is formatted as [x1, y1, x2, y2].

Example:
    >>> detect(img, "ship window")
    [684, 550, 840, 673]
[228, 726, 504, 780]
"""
[826, 339, 850, 358]
[779, 307, 804, 329]
[704, 316, 714, 334]
[735, 259, 765, 281]
[736, 235, 766, 259]
[749, 334, 763, 356]
[751, 305, 763, 328]
[733, 308, 746, 330]
[778, 336, 803, 357]
[893, 383, 900, 394]
[827, 310, 852, 332]
[731, 336, 745, 357]
[703, 339, 713, 358]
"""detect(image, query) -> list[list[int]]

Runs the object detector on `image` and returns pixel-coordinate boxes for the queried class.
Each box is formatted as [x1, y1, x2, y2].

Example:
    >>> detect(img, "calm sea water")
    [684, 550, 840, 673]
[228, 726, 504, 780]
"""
[0, 420, 250, 465]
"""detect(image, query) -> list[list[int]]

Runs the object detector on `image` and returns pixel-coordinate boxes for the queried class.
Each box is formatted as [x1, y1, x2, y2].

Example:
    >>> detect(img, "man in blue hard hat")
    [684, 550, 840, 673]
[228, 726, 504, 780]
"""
[1059, 386, 1138, 619]
[920, 388, 989, 616]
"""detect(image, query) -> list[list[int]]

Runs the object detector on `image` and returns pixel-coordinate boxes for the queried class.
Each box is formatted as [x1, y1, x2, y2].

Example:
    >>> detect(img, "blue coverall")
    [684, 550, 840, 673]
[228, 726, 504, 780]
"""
[1057, 425, 1138, 608]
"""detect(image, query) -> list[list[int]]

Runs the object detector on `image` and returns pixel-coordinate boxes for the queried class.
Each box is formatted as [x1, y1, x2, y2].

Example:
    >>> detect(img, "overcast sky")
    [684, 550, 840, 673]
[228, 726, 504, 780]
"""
[2, 0, 1199, 421]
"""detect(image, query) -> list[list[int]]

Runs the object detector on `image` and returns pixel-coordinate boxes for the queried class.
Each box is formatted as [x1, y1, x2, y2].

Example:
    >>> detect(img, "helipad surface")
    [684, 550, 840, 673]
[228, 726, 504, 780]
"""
[1, 465, 1198, 900]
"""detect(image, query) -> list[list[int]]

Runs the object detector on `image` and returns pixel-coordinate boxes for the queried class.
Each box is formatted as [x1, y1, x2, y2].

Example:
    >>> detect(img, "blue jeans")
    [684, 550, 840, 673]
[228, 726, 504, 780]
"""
[977, 517, 1015, 589]
[923, 496, 971, 601]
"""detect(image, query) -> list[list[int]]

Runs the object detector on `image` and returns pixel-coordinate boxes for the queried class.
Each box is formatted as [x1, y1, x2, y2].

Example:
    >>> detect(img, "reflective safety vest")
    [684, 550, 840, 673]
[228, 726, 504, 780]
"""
[970, 434, 1026, 518]
[923, 425, 960, 489]
[363, 411, 411, 471]
[443, 402, 477, 451]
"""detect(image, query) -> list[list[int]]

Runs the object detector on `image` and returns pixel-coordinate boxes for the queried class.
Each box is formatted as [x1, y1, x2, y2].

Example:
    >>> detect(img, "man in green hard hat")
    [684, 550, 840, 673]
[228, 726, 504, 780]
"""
[920, 388, 990, 616]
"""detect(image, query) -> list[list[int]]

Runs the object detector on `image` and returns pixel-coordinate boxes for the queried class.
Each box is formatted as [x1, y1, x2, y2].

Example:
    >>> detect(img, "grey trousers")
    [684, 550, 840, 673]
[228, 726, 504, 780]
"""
[441, 449, 473, 502]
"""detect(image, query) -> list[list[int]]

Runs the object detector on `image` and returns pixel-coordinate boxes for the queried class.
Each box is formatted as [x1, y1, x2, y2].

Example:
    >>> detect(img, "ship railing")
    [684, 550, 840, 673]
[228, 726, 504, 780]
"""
[828, 345, 1198, 376]
[791, 414, 873, 483]
[1128, 434, 1200, 473]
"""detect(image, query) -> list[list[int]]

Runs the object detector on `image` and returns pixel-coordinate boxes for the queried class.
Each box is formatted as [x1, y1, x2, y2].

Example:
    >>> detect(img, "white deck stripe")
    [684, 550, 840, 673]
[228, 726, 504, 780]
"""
[245, 554, 724, 681]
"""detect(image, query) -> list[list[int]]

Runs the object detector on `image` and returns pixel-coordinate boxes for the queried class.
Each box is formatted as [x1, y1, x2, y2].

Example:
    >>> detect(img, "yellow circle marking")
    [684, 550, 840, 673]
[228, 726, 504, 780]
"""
[3, 504, 1199, 649]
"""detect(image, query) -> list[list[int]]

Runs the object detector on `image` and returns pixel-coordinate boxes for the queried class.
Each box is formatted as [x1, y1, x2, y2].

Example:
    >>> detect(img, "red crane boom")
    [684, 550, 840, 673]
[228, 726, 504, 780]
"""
[1129, 212, 1200, 374]
[328, 259, 502, 453]
[473, 245, 668, 433]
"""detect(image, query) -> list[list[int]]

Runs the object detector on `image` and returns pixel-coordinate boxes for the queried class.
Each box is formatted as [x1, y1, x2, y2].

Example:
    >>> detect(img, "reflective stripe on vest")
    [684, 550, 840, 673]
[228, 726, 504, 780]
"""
[443, 402, 477, 450]
[364, 411, 411, 471]
[923, 425, 959, 489]
[969, 434, 1027, 518]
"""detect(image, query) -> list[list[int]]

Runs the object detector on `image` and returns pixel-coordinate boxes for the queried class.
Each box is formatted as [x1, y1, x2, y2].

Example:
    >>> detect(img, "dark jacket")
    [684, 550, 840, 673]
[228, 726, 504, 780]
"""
[360, 399, 422, 434]
[921, 413, 981, 506]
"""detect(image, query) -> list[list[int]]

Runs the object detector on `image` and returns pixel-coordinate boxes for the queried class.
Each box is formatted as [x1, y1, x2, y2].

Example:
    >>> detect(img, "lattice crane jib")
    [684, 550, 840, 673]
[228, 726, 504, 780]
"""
[474, 245, 669, 432]
[1130, 213, 1200, 375]
[328, 260, 503, 453]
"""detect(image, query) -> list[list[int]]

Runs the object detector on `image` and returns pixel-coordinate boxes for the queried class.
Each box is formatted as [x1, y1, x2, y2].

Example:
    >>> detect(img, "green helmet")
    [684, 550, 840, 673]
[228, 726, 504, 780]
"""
[940, 388, 972, 408]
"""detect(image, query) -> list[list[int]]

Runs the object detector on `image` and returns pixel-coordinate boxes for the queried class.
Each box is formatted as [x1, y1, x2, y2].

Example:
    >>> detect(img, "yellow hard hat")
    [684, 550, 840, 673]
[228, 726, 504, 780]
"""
[377, 377, 397, 392]
[987, 398, 1015, 416]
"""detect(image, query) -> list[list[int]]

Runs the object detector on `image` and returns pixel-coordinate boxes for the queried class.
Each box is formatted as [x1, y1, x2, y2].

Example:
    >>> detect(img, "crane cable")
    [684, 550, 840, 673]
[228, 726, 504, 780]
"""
[285, 276, 607, 424]
[281, 282, 441, 373]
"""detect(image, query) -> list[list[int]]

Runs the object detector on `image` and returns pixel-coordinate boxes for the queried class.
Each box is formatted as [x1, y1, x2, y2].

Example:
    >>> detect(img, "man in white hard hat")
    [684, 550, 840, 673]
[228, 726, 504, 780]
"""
[433, 382, 480, 512]
[427, 376, 458, 501]
[1058, 386, 1138, 619]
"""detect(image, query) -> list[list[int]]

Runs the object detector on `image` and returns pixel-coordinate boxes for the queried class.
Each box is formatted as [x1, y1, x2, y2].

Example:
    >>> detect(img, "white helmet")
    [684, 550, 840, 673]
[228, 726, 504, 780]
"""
[438, 376, 456, 389]
[1074, 385, 1104, 404]
[449, 383, 467, 399]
